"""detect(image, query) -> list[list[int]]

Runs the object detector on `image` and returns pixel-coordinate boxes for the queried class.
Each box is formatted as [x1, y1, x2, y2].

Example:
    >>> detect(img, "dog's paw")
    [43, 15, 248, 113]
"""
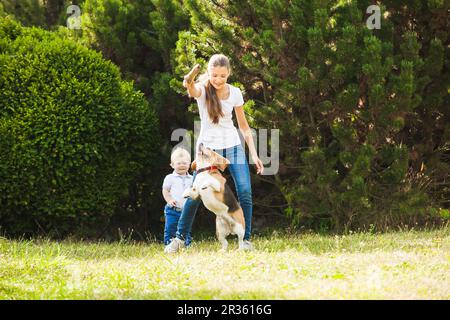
[182, 189, 190, 198]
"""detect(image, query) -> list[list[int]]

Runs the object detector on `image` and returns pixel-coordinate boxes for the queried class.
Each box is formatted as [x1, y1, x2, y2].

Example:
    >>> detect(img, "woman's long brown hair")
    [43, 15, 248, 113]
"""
[199, 54, 231, 124]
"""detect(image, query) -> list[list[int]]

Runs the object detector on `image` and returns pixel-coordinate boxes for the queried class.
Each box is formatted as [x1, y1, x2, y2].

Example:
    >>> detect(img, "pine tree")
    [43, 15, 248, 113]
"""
[174, 0, 449, 231]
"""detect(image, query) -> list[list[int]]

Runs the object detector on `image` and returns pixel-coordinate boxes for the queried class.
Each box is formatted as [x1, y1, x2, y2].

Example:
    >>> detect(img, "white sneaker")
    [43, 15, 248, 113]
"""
[241, 240, 254, 251]
[164, 237, 184, 254]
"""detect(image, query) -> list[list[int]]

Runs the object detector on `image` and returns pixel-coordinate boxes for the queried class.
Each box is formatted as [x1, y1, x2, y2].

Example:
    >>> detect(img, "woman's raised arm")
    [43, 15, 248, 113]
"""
[183, 64, 201, 98]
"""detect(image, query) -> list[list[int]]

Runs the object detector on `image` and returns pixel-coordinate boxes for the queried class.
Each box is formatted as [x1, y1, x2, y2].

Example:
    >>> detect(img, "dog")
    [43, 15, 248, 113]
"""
[182, 143, 246, 251]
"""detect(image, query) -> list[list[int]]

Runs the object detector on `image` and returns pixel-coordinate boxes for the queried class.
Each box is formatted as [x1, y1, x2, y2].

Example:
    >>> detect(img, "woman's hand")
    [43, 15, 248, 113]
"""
[252, 155, 264, 175]
[183, 64, 201, 98]
[184, 64, 201, 85]
[182, 79, 192, 89]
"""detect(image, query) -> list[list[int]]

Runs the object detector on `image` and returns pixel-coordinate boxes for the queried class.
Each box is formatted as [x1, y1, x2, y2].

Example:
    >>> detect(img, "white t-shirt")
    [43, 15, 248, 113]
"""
[195, 83, 244, 150]
[162, 171, 193, 209]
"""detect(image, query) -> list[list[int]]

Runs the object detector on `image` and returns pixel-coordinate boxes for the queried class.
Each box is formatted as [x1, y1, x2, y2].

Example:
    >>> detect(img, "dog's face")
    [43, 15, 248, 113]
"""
[192, 143, 230, 172]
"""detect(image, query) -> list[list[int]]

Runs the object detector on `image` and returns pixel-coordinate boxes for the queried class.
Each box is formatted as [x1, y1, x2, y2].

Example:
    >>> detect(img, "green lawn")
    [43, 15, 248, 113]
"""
[0, 228, 449, 299]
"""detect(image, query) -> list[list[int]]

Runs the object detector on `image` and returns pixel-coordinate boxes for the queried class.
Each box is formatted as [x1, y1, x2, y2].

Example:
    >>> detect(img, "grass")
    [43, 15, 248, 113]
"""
[0, 228, 449, 299]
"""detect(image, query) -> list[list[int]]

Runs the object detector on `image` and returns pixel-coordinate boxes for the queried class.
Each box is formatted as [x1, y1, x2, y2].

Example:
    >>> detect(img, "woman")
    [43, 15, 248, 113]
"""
[165, 54, 264, 253]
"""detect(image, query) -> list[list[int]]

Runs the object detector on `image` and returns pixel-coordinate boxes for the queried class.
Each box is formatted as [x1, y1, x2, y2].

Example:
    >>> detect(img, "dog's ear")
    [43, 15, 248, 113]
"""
[214, 153, 230, 172]
[191, 160, 197, 171]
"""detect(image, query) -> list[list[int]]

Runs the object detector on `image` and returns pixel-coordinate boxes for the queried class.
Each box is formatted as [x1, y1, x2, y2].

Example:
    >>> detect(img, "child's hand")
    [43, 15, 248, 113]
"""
[168, 199, 178, 207]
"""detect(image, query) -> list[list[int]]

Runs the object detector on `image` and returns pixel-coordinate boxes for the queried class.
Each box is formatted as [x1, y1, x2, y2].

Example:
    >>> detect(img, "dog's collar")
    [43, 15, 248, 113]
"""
[196, 166, 218, 174]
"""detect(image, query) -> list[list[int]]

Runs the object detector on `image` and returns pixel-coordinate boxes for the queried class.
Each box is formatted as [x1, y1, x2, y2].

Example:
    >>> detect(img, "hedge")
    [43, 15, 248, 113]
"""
[0, 17, 160, 236]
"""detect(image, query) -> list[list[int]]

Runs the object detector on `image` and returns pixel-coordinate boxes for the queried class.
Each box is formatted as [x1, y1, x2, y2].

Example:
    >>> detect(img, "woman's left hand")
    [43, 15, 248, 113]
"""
[252, 156, 264, 175]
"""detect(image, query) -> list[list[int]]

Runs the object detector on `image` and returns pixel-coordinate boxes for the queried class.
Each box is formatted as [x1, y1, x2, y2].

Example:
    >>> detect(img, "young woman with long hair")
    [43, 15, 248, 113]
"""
[165, 54, 264, 253]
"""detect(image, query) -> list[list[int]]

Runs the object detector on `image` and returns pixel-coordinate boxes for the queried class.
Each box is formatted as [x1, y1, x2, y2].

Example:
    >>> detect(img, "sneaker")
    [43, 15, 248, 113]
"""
[241, 240, 254, 251]
[164, 237, 184, 254]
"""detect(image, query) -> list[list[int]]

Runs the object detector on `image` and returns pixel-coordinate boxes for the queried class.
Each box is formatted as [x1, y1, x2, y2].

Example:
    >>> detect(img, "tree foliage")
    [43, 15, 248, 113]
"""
[173, 0, 449, 231]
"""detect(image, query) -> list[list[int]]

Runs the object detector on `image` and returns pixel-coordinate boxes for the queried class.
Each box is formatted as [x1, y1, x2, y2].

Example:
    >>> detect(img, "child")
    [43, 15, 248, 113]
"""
[162, 147, 193, 247]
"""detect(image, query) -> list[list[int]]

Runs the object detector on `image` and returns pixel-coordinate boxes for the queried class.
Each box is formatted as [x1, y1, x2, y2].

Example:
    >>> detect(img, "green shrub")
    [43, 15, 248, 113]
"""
[0, 17, 160, 237]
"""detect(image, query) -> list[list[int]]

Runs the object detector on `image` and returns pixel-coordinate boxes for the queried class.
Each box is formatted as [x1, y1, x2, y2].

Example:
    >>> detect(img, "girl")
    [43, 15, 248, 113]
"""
[165, 54, 264, 253]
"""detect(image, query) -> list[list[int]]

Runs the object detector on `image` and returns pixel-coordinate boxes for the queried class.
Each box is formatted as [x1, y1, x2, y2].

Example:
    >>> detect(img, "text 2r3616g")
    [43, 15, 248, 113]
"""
[221, 304, 272, 315]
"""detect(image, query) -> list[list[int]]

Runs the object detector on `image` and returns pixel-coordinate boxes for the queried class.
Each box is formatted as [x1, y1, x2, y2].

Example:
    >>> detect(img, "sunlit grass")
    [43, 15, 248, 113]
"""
[0, 228, 449, 299]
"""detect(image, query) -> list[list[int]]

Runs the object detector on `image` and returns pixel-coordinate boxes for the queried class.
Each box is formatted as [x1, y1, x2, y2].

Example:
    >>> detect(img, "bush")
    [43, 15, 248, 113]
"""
[0, 17, 160, 237]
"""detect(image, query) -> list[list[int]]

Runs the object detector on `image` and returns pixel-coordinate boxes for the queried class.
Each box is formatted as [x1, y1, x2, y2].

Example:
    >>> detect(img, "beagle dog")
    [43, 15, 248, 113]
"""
[182, 143, 246, 251]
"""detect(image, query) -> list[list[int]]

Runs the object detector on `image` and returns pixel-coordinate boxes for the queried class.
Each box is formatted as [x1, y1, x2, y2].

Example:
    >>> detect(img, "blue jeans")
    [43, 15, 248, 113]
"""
[164, 205, 192, 246]
[175, 144, 253, 241]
